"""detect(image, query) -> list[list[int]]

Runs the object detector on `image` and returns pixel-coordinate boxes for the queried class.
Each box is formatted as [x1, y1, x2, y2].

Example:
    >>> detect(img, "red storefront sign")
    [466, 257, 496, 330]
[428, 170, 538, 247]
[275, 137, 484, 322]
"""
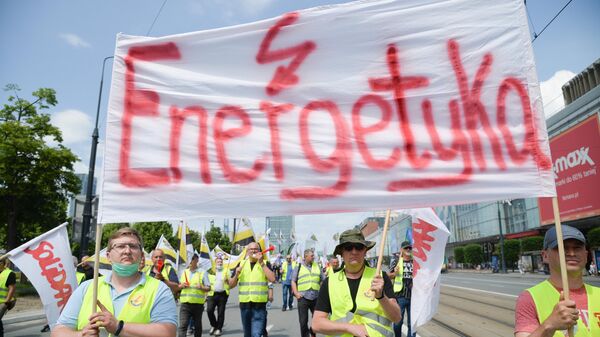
[539, 114, 600, 225]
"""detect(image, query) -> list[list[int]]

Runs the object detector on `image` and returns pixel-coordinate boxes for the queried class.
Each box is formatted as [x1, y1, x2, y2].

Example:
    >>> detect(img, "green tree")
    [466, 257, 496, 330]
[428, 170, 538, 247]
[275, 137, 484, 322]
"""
[521, 236, 544, 252]
[204, 226, 232, 252]
[454, 246, 465, 264]
[588, 227, 600, 248]
[132, 221, 175, 252]
[464, 244, 483, 267]
[188, 229, 202, 251]
[100, 223, 129, 249]
[1, 84, 80, 249]
[219, 233, 232, 253]
[503, 239, 521, 271]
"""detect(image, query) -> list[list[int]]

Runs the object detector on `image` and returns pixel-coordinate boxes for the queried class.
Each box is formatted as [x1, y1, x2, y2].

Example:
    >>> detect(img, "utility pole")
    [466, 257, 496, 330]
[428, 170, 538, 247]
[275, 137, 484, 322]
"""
[497, 201, 507, 274]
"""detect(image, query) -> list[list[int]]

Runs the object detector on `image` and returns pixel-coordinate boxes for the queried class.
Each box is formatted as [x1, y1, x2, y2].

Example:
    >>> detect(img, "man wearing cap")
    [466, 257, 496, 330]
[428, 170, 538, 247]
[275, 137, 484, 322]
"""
[515, 225, 600, 337]
[388, 241, 415, 337]
[312, 229, 400, 337]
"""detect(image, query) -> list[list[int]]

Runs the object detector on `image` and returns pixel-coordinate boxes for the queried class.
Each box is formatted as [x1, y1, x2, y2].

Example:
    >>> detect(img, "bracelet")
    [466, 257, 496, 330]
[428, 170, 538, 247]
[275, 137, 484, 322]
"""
[114, 320, 124, 336]
[375, 293, 385, 300]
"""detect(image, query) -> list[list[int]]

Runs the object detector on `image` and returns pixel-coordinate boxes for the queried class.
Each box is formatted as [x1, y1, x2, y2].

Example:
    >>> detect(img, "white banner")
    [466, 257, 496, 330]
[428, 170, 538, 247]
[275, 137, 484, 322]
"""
[100, 0, 554, 222]
[399, 209, 450, 329]
[8, 223, 77, 327]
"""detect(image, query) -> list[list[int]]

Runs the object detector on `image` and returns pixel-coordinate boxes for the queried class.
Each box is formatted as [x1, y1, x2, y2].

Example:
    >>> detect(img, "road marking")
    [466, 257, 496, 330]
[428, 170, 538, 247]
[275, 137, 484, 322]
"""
[266, 324, 273, 332]
[442, 275, 537, 286]
[442, 284, 518, 298]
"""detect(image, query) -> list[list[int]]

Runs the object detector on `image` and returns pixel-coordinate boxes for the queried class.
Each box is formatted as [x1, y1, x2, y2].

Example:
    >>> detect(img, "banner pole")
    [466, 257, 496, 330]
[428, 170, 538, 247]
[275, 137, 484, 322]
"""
[376, 209, 392, 276]
[551, 197, 573, 337]
[91, 222, 103, 314]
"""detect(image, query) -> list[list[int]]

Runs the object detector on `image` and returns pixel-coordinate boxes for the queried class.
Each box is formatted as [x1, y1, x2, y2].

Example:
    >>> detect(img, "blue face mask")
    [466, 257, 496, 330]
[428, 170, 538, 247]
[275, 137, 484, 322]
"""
[112, 262, 140, 277]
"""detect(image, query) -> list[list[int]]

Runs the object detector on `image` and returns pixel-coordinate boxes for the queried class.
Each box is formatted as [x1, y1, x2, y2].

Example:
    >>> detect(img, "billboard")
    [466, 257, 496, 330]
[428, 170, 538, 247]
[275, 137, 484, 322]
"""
[539, 114, 600, 224]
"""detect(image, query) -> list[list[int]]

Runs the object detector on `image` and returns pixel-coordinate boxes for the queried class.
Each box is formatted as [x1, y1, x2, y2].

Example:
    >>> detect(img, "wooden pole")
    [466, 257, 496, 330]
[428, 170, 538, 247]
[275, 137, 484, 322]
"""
[91, 222, 103, 314]
[551, 197, 573, 337]
[375, 209, 392, 276]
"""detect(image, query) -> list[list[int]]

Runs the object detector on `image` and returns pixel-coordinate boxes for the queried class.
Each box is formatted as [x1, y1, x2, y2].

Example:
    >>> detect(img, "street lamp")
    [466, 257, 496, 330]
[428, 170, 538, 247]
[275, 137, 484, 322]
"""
[80, 56, 113, 257]
[497, 201, 507, 274]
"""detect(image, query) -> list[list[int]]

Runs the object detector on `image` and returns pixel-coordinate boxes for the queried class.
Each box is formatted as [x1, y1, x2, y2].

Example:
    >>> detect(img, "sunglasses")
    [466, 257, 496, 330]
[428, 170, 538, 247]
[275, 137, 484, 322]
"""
[342, 243, 366, 251]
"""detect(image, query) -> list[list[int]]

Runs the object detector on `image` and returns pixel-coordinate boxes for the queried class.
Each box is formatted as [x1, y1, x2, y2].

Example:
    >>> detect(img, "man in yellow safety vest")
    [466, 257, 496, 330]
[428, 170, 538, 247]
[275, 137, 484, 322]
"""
[515, 225, 600, 337]
[52, 227, 177, 337]
[179, 254, 211, 337]
[326, 257, 340, 278]
[281, 254, 297, 311]
[147, 249, 180, 294]
[0, 258, 16, 337]
[207, 256, 229, 336]
[229, 242, 276, 337]
[292, 249, 322, 337]
[388, 241, 414, 337]
[312, 229, 400, 337]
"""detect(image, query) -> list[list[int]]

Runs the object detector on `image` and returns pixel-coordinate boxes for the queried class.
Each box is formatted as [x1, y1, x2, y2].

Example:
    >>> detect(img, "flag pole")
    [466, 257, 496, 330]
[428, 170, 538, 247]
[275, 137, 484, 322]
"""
[551, 197, 573, 337]
[375, 209, 392, 276]
[91, 222, 103, 314]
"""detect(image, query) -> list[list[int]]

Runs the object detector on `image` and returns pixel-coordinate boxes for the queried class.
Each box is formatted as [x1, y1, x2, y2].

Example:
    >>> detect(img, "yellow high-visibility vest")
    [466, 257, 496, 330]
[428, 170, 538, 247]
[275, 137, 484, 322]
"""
[180, 268, 207, 304]
[0, 268, 14, 303]
[145, 264, 173, 281]
[208, 270, 230, 296]
[238, 262, 268, 303]
[76, 272, 86, 285]
[393, 260, 405, 293]
[527, 280, 600, 337]
[328, 266, 393, 337]
[282, 261, 297, 281]
[297, 263, 320, 292]
[77, 275, 160, 337]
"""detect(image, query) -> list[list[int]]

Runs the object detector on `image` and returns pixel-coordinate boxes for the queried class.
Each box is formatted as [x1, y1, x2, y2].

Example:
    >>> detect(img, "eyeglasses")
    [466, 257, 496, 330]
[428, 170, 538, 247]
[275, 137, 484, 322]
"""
[342, 243, 366, 252]
[111, 243, 142, 252]
[403, 247, 412, 251]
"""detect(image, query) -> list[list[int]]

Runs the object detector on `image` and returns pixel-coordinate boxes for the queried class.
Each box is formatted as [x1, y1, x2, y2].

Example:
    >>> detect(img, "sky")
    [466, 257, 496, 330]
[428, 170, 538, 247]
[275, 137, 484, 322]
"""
[1, 0, 599, 252]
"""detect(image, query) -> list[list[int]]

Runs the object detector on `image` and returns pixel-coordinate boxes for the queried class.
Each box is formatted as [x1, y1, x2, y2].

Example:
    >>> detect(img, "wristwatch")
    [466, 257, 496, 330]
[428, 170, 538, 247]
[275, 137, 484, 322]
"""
[114, 320, 125, 336]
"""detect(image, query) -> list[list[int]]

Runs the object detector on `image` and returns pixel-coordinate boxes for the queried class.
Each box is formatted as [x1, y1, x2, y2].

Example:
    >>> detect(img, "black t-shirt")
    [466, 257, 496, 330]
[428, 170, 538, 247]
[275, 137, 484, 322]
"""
[4, 271, 16, 287]
[315, 270, 394, 313]
[397, 260, 413, 299]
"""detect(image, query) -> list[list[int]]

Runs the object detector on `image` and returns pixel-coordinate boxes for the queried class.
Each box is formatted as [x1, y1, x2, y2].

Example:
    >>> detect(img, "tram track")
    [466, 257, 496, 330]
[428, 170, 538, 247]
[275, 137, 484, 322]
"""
[415, 285, 516, 337]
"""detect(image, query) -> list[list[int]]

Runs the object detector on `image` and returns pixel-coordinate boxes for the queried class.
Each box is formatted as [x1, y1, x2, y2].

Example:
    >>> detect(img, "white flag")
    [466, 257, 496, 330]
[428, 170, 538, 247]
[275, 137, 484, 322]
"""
[398, 208, 450, 329]
[7, 223, 77, 326]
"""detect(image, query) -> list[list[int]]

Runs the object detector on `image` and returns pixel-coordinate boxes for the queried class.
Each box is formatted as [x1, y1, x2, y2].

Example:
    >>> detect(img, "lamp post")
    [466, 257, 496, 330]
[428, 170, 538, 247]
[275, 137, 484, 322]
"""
[497, 201, 507, 274]
[80, 56, 113, 257]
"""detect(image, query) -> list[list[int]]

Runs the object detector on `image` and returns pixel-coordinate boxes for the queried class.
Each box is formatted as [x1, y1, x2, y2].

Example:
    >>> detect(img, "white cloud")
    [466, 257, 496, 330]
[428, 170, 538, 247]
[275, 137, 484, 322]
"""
[540, 70, 575, 119]
[59, 33, 91, 48]
[51, 109, 92, 145]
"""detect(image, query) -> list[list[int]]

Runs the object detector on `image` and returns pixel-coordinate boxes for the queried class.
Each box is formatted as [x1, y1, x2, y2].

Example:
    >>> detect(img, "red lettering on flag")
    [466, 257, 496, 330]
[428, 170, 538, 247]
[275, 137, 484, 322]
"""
[412, 220, 437, 277]
[25, 241, 73, 309]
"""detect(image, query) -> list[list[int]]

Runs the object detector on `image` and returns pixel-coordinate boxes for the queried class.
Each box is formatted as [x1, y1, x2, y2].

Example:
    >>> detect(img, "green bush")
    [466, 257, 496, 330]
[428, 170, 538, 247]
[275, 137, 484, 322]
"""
[454, 246, 465, 264]
[588, 227, 600, 248]
[521, 236, 544, 252]
[504, 239, 521, 270]
[464, 244, 483, 266]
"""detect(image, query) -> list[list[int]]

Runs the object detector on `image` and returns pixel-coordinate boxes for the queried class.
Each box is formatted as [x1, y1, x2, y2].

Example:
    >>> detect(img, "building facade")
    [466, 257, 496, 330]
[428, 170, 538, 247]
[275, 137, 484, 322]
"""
[266, 215, 295, 254]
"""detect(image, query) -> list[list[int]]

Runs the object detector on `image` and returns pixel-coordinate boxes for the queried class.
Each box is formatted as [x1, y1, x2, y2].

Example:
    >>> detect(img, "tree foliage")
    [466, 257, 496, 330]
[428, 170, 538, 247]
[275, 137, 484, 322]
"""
[521, 236, 544, 252]
[464, 244, 483, 266]
[204, 226, 232, 252]
[132, 221, 175, 252]
[454, 246, 465, 264]
[1, 84, 80, 249]
[101, 223, 129, 249]
[503, 239, 521, 271]
[588, 227, 600, 248]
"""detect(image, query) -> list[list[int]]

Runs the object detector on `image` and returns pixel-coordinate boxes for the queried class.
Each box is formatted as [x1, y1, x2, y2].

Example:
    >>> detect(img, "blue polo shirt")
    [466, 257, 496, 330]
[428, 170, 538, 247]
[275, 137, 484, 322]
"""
[56, 272, 177, 328]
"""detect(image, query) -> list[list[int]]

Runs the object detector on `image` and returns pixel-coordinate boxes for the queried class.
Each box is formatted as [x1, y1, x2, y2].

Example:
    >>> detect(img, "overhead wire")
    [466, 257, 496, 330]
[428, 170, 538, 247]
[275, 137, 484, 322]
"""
[146, 0, 169, 36]
[530, 0, 575, 43]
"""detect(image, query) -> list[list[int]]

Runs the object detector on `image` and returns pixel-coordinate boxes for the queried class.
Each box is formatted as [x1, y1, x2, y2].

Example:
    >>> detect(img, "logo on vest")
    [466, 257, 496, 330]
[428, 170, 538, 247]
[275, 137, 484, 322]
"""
[130, 294, 145, 307]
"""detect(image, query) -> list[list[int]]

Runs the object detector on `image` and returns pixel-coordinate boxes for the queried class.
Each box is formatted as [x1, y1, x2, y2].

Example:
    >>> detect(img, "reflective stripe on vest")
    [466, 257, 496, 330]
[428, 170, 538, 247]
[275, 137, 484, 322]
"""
[77, 275, 160, 336]
[327, 266, 394, 337]
[0, 268, 13, 302]
[527, 280, 600, 337]
[180, 269, 207, 304]
[238, 262, 268, 303]
[393, 260, 404, 293]
[297, 263, 320, 292]
[208, 270, 230, 296]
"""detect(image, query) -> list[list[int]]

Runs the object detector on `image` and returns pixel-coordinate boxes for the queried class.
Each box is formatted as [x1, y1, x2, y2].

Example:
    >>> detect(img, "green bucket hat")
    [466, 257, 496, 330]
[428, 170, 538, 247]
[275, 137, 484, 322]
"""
[333, 229, 376, 256]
